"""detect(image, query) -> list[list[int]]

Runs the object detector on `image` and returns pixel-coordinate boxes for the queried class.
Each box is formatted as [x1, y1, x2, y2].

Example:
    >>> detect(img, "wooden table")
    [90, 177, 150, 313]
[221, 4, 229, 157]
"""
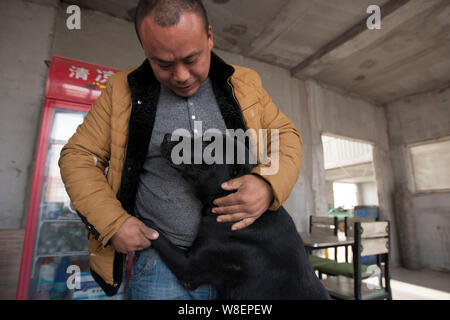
[299, 232, 354, 254]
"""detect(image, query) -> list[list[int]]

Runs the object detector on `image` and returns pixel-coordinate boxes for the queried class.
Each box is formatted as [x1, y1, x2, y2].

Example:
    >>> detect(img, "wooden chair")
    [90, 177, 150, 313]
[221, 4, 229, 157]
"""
[344, 217, 377, 262]
[315, 217, 379, 278]
[320, 221, 392, 300]
[308, 216, 339, 271]
[310, 216, 338, 236]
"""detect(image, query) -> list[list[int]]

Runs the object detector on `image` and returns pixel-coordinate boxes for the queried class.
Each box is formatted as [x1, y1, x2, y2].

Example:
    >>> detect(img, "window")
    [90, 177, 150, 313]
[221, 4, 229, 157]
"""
[408, 138, 450, 192]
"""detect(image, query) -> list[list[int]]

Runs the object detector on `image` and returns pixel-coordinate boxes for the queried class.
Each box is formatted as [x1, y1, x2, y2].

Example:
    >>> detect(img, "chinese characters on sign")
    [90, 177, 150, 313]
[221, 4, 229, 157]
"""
[95, 69, 114, 84]
[68, 65, 114, 89]
[69, 66, 89, 81]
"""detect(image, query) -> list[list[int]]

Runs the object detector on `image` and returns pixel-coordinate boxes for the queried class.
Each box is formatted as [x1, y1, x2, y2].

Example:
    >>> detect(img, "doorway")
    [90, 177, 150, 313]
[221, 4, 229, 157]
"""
[321, 134, 379, 261]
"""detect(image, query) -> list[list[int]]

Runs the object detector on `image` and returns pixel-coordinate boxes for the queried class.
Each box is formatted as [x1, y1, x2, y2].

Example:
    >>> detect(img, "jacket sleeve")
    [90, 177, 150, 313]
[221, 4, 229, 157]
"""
[249, 73, 303, 211]
[58, 80, 131, 247]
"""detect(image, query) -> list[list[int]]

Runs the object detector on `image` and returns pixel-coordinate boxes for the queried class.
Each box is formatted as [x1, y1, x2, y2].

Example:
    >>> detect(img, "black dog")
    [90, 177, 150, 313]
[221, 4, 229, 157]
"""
[143, 133, 330, 300]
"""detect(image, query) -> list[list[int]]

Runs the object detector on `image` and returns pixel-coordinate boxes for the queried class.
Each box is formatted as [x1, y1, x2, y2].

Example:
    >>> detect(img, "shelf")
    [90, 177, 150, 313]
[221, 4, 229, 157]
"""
[36, 251, 89, 259]
[48, 139, 68, 145]
[41, 219, 82, 223]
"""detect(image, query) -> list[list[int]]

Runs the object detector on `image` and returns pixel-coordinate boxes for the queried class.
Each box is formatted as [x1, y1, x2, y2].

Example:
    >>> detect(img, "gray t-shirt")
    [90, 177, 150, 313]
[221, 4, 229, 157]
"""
[134, 78, 227, 248]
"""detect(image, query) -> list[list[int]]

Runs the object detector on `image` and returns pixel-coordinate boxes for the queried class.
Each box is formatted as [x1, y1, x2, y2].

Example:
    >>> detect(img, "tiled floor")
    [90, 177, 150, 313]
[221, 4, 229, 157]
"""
[0, 229, 25, 300]
[390, 267, 450, 300]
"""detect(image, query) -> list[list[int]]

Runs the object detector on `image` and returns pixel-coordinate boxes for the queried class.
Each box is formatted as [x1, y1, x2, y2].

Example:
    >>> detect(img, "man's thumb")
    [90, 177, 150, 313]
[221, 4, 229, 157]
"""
[142, 226, 159, 240]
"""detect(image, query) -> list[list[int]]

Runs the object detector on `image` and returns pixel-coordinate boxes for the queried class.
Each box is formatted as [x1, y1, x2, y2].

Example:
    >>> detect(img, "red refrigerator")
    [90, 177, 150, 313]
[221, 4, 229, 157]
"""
[17, 56, 124, 300]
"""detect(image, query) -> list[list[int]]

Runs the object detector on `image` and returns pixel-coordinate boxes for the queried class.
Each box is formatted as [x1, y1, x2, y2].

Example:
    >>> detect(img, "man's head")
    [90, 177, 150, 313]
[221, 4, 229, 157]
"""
[135, 0, 214, 97]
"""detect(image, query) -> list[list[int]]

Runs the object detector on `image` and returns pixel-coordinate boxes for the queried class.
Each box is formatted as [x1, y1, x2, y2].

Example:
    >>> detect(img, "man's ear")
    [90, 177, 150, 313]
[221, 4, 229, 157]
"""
[208, 25, 214, 50]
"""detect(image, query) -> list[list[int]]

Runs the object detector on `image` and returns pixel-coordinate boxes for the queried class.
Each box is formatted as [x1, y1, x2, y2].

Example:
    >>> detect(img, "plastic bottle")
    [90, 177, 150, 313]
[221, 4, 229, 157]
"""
[51, 257, 70, 300]
[34, 258, 56, 300]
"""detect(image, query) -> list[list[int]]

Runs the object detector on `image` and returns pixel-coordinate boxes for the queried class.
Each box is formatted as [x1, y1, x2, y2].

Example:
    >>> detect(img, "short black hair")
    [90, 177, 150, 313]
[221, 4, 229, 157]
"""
[134, 0, 210, 46]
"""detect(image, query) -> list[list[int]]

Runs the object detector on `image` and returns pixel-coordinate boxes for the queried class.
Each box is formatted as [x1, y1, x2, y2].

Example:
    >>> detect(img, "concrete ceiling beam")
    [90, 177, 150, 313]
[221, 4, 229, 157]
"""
[240, 0, 315, 57]
[290, 0, 441, 79]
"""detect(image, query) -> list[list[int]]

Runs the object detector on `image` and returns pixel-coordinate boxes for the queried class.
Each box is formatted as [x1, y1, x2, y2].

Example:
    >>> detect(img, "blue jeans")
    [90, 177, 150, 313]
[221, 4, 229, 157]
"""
[127, 247, 219, 300]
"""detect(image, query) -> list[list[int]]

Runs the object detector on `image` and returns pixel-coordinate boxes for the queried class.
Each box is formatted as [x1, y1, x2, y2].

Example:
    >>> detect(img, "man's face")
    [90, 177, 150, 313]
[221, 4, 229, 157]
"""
[139, 12, 214, 97]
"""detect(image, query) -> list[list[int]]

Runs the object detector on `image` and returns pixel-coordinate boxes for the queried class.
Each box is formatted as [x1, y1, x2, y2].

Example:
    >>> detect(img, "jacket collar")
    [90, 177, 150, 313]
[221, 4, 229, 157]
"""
[209, 51, 235, 84]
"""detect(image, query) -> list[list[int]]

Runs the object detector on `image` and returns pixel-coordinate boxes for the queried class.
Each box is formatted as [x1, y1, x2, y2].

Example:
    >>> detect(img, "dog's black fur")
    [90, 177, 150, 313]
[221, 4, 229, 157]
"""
[142, 133, 330, 300]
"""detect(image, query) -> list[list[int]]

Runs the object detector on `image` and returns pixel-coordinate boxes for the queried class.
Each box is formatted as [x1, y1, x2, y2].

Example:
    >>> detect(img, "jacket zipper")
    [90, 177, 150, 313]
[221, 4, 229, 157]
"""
[227, 77, 240, 109]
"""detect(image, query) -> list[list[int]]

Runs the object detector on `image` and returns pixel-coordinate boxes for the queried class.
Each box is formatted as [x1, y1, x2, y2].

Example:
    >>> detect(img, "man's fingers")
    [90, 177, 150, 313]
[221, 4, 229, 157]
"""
[213, 192, 245, 207]
[138, 238, 151, 251]
[231, 217, 257, 231]
[216, 212, 248, 223]
[212, 204, 244, 215]
[129, 240, 152, 253]
[221, 177, 243, 191]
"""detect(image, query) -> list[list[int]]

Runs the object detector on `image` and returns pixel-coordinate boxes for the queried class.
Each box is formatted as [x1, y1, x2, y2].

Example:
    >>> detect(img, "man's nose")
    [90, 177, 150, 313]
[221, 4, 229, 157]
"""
[172, 64, 190, 83]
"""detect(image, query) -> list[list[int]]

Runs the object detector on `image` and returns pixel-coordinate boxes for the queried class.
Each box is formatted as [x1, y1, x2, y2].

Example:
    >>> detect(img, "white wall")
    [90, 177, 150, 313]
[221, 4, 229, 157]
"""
[52, 3, 145, 70]
[387, 87, 450, 271]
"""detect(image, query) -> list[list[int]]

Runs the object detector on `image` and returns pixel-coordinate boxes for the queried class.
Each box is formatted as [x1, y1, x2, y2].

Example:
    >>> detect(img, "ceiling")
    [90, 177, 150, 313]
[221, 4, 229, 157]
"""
[63, 0, 450, 105]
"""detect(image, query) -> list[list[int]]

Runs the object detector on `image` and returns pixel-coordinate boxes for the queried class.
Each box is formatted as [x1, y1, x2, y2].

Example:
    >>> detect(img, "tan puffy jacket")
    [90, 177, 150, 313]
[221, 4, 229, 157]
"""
[59, 52, 302, 295]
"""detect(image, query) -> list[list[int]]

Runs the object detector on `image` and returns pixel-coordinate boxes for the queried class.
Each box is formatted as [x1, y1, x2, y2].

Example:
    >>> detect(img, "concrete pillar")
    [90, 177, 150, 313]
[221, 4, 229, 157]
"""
[393, 184, 422, 270]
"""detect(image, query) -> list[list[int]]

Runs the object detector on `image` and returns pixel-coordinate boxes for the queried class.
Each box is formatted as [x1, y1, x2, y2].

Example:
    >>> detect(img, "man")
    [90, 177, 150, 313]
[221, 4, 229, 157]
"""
[59, 0, 302, 300]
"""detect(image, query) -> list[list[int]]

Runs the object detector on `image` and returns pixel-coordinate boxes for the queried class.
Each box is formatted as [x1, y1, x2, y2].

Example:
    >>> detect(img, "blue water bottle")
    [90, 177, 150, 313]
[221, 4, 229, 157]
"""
[51, 257, 70, 300]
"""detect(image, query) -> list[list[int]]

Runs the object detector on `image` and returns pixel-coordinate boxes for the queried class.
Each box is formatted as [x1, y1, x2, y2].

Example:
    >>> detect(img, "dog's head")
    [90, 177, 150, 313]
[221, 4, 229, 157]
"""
[160, 133, 256, 201]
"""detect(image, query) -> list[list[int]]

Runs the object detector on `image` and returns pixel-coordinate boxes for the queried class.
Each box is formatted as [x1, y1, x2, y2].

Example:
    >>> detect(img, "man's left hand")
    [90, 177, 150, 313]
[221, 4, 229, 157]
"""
[212, 174, 274, 231]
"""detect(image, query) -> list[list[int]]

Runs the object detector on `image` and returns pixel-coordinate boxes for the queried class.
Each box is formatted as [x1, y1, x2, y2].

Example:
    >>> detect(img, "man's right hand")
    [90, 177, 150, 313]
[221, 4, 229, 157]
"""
[110, 216, 159, 254]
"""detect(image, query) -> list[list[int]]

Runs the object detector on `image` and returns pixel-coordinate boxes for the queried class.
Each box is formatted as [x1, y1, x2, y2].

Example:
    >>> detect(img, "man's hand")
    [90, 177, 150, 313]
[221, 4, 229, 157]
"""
[110, 216, 159, 254]
[212, 174, 274, 231]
